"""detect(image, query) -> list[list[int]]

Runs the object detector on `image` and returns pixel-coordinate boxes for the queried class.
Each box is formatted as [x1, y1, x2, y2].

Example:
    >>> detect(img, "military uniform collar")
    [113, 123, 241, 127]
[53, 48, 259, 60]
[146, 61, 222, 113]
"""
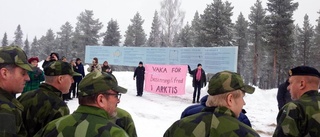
[203, 106, 237, 118]
[0, 87, 24, 110]
[302, 90, 319, 97]
[74, 105, 112, 119]
[39, 83, 63, 97]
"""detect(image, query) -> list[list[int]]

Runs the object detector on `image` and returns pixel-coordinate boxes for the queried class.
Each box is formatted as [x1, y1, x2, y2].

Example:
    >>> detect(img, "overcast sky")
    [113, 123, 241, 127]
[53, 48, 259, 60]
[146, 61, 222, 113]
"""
[1, 0, 319, 42]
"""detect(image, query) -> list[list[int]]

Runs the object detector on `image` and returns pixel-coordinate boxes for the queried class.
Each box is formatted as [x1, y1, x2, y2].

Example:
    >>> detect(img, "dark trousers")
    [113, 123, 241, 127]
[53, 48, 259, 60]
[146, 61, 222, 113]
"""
[63, 82, 75, 100]
[72, 80, 80, 98]
[136, 78, 144, 96]
[70, 82, 76, 98]
[193, 81, 202, 102]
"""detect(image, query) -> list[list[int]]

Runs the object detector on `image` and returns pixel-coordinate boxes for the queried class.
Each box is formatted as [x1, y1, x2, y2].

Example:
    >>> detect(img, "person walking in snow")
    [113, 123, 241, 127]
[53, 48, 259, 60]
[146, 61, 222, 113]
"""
[133, 61, 145, 96]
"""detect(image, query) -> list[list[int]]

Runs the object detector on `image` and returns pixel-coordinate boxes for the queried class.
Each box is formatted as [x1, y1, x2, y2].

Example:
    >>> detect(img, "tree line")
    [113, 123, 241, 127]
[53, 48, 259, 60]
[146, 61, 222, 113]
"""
[1, 0, 320, 89]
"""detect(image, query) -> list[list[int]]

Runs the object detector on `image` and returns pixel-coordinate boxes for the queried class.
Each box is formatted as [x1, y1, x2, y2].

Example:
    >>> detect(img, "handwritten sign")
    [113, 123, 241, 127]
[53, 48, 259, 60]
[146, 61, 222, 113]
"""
[145, 64, 187, 95]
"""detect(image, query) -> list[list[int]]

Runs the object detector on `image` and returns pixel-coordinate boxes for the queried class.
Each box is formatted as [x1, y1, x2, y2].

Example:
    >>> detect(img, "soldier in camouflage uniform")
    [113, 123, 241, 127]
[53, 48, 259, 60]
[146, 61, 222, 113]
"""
[113, 107, 138, 137]
[0, 46, 33, 136]
[35, 71, 129, 137]
[273, 66, 320, 137]
[164, 71, 260, 137]
[18, 60, 81, 136]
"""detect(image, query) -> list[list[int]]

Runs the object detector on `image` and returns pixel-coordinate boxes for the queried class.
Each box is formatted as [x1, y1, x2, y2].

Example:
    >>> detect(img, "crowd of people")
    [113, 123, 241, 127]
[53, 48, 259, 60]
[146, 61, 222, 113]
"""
[1, 45, 320, 136]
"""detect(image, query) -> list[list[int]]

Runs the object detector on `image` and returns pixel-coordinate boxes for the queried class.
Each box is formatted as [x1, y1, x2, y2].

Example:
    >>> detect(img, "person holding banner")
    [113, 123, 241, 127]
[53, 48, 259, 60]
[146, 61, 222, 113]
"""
[188, 64, 206, 103]
[133, 61, 145, 96]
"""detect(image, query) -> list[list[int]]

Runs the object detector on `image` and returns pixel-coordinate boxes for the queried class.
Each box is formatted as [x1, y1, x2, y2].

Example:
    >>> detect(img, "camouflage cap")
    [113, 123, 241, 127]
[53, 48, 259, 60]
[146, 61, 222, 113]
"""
[78, 72, 127, 97]
[208, 71, 255, 96]
[44, 60, 81, 76]
[0, 46, 34, 71]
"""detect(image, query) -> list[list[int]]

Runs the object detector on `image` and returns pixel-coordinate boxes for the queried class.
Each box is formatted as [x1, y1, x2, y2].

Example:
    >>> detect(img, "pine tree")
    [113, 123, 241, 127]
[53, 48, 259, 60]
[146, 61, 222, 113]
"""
[160, 31, 167, 47]
[313, 11, 320, 69]
[191, 11, 206, 47]
[248, 0, 267, 86]
[103, 19, 121, 46]
[74, 10, 103, 58]
[124, 12, 147, 47]
[57, 22, 74, 59]
[235, 13, 251, 83]
[124, 25, 134, 46]
[266, 0, 298, 87]
[160, 0, 185, 47]
[2, 32, 8, 47]
[298, 14, 314, 66]
[30, 37, 39, 57]
[38, 29, 57, 59]
[13, 25, 24, 47]
[201, 0, 234, 46]
[292, 24, 303, 65]
[23, 37, 30, 57]
[147, 11, 161, 47]
[177, 22, 193, 47]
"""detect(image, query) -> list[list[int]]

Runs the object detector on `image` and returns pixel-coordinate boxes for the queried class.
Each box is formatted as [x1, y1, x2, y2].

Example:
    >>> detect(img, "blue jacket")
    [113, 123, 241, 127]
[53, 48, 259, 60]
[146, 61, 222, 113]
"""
[180, 95, 252, 127]
[73, 63, 85, 82]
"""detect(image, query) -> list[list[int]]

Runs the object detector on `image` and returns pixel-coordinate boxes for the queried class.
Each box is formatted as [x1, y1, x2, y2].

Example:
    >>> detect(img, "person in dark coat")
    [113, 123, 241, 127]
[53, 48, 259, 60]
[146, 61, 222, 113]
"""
[72, 58, 85, 98]
[180, 95, 252, 127]
[42, 52, 59, 68]
[277, 79, 292, 110]
[133, 61, 145, 96]
[101, 61, 113, 74]
[188, 64, 206, 103]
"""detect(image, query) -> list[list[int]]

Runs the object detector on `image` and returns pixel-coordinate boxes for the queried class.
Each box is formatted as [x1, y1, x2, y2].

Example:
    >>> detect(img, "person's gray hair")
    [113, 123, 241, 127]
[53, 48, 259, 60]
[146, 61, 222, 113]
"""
[206, 89, 243, 107]
[44, 75, 58, 83]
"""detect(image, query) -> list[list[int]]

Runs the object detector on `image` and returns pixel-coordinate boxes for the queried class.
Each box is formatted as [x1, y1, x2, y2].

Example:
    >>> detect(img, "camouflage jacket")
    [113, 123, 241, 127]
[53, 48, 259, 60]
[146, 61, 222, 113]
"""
[0, 88, 27, 137]
[164, 106, 260, 137]
[112, 108, 137, 137]
[273, 90, 320, 137]
[17, 83, 70, 137]
[34, 105, 129, 137]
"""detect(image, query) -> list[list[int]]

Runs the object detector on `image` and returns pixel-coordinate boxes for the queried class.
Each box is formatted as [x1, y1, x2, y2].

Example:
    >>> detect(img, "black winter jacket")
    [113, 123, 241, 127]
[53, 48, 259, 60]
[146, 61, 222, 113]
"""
[188, 66, 206, 88]
[133, 66, 145, 80]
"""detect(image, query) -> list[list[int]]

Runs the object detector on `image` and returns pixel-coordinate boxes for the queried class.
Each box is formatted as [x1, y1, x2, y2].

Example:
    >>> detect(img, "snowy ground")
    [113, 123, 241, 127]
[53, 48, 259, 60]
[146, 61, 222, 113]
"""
[67, 70, 278, 137]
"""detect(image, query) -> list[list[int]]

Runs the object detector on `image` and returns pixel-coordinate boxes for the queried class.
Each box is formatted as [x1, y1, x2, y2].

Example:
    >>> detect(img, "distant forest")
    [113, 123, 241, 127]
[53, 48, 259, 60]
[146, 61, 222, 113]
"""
[1, 0, 320, 89]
